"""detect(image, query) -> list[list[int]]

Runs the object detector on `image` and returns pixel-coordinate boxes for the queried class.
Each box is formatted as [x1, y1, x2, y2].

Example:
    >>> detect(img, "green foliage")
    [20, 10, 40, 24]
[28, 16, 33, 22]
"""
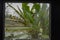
[7, 3, 49, 39]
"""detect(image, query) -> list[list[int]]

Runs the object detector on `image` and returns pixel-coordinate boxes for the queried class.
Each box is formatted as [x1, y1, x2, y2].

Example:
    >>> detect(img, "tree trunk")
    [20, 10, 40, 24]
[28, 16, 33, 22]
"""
[31, 31, 39, 39]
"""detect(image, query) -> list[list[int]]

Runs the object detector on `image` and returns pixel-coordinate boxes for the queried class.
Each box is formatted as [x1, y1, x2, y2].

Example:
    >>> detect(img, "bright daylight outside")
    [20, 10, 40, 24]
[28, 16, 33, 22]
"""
[5, 3, 50, 40]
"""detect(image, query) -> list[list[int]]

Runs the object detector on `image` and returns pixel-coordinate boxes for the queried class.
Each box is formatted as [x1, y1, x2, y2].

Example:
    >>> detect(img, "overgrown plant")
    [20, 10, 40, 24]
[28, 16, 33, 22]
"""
[7, 3, 49, 39]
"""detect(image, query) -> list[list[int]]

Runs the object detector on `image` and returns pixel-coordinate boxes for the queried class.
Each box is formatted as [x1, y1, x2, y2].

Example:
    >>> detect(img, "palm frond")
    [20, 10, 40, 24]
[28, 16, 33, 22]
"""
[7, 4, 25, 21]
